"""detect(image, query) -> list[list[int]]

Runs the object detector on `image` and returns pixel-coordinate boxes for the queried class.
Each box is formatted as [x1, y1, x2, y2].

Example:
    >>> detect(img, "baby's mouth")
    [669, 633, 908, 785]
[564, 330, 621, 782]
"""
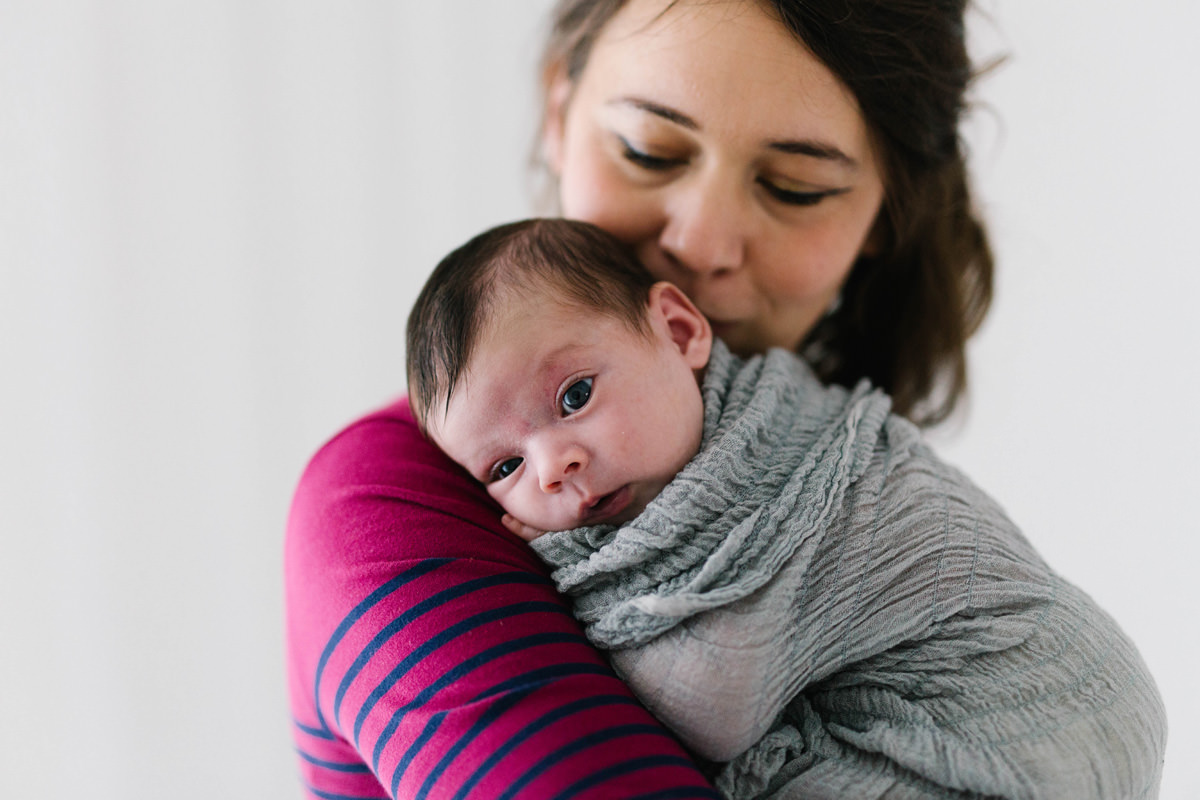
[581, 486, 632, 525]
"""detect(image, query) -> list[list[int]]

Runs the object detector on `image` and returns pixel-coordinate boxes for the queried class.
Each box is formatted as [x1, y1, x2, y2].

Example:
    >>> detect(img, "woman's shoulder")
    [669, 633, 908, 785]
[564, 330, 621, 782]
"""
[287, 395, 537, 567]
[285, 402, 722, 800]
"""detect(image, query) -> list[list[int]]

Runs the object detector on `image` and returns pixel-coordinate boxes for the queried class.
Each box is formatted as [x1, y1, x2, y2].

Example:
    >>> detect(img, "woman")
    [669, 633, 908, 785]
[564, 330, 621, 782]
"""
[285, 1, 1163, 798]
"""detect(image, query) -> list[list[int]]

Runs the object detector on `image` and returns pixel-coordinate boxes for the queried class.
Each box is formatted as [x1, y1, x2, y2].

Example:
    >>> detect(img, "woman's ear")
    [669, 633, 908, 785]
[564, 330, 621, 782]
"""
[648, 282, 712, 370]
[541, 61, 572, 174]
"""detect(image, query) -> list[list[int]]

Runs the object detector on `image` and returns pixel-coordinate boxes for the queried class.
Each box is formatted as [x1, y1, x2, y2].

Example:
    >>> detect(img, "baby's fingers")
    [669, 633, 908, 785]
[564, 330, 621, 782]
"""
[501, 513, 546, 542]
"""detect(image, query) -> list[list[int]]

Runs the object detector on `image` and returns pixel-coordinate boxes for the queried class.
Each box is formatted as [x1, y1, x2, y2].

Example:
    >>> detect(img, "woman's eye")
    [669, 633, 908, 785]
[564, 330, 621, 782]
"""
[619, 137, 684, 171]
[561, 378, 593, 414]
[491, 457, 523, 482]
[758, 178, 847, 207]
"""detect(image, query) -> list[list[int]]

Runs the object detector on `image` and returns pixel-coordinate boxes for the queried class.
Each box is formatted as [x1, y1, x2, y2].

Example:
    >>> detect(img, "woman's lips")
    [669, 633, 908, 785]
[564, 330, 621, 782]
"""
[581, 485, 632, 525]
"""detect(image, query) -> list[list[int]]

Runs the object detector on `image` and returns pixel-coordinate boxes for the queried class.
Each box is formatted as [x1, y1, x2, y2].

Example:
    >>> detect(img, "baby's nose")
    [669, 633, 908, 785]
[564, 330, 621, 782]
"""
[538, 444, 586, 493]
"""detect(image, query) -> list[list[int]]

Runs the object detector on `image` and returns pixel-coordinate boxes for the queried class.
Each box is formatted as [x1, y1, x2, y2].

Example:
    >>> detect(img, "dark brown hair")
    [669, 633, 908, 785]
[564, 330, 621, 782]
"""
[406, 218, 657, 431]
[540, 0, 994, 425]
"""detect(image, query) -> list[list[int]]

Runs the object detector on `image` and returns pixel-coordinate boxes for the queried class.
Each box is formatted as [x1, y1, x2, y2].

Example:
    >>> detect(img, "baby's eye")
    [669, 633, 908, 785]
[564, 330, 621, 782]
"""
[561, 378, 593, 414]
[490, 457, 523, 482]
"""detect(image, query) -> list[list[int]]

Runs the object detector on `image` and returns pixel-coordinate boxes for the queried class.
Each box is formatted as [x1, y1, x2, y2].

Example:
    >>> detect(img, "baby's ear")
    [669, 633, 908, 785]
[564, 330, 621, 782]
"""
[648, 282, 712, 370]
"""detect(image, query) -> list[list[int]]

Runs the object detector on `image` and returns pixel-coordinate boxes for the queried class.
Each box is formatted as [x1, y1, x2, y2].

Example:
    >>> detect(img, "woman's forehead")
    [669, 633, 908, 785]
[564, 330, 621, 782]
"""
[580, 0, 870, 151]
[594, 0, 788, 60]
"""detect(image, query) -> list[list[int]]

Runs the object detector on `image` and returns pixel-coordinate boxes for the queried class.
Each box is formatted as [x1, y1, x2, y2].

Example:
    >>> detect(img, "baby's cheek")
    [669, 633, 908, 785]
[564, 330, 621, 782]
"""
[486, 485, 513, 516]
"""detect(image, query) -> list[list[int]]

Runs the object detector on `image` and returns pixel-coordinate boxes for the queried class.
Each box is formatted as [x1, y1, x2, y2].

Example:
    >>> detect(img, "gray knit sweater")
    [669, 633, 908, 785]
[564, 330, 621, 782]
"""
[530, 341, 1166, 799]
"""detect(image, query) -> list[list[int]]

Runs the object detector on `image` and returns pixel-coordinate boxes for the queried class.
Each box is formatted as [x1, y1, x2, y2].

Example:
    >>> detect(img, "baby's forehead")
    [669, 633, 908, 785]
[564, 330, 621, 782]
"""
[469, 308, 599, 372]
[477, 286, 629, 345]
[458, 297, 628, 386]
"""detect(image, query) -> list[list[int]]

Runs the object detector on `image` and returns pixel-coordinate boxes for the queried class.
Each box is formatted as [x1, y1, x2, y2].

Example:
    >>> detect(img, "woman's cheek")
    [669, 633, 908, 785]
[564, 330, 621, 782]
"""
[774, 221, 863, 296]
[561, 160, 658, 244]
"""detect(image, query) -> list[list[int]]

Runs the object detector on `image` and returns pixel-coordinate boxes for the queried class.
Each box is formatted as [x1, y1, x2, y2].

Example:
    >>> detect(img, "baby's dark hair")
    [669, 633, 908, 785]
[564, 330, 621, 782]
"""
[406, 218, 657, 431]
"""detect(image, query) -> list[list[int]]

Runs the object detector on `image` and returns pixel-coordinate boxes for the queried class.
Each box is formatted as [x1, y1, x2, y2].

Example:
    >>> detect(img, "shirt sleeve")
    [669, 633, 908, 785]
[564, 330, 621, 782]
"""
[284, 398, 719, 800]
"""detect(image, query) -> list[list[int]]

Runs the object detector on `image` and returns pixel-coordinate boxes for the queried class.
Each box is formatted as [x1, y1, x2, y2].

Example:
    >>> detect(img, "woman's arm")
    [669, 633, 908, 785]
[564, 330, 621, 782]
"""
[284, 398, 718, 800]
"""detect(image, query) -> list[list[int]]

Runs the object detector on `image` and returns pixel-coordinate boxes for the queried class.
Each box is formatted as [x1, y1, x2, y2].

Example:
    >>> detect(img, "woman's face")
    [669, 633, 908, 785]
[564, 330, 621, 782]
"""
[544, 0, 886, 356]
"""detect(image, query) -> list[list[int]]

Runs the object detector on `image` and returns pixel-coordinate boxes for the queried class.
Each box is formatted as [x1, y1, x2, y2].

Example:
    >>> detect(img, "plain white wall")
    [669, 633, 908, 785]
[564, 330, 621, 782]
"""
[940, 8, 1200, 799]
[1, 2, 1195, 797]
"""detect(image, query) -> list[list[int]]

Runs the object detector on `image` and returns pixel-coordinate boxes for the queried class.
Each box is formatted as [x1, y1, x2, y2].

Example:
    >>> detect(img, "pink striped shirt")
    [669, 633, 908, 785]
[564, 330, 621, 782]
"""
[285, 397, 718, 799]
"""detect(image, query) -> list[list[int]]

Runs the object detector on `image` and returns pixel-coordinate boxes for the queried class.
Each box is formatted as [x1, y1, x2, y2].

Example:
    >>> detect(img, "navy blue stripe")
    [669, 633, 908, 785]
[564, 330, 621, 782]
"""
[412, 698, 525, 800]
[495, 724, 670, 800]
[412, 662, 614, 800]
[350, 598, 570, 743]
[370, 632, 583, 775]
[302, 782, 385, 800]
[313, 558, 450, 733]
[336, 573, 551, 731]
[551, 756, 718, 800]
[294, 718, 336, 741]
[450, 694, 641, 800]
[470, 661, 614, 703]
[295, 748, 373, 774]
[391, 708, 450, 796]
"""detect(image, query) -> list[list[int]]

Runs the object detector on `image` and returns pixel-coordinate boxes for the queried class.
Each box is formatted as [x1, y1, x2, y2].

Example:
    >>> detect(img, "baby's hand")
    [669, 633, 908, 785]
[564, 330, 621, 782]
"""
[501, 513, 547, 542]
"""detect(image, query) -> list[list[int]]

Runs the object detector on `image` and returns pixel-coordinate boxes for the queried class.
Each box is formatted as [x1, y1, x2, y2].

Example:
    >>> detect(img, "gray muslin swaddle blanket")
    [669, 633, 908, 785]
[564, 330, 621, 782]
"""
[531, 341, 1166, 800]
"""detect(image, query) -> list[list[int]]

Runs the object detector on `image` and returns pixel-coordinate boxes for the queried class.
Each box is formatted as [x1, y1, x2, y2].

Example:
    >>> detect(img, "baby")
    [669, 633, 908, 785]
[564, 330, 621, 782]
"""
[406, 218, 1165, 800]
[408, 219, 711, 541]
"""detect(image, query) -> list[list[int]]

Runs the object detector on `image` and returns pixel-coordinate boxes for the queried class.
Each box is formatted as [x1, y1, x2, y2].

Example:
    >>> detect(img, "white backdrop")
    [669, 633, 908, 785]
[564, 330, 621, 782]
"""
[2, 2, 1196, 798]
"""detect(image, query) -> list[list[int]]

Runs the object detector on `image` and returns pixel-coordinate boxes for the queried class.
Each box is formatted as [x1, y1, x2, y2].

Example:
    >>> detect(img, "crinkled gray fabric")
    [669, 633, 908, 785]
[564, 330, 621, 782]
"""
[531, 341, 1166, 800]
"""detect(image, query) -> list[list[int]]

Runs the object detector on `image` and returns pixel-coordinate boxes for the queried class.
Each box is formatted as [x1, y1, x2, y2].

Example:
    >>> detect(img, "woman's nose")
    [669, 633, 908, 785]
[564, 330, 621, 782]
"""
[536, 441, 587, 494]
[658, 175, 749, 276]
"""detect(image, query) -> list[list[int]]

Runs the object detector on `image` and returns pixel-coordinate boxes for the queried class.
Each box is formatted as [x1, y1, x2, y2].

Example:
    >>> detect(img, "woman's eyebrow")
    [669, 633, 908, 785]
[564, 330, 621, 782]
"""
[768, 139, 858, 168]
[612, 96, 698, 129]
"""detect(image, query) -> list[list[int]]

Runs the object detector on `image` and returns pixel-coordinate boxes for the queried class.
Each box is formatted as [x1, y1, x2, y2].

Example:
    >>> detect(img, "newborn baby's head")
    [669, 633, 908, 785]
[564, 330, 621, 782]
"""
[407, 219, 711, 539]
